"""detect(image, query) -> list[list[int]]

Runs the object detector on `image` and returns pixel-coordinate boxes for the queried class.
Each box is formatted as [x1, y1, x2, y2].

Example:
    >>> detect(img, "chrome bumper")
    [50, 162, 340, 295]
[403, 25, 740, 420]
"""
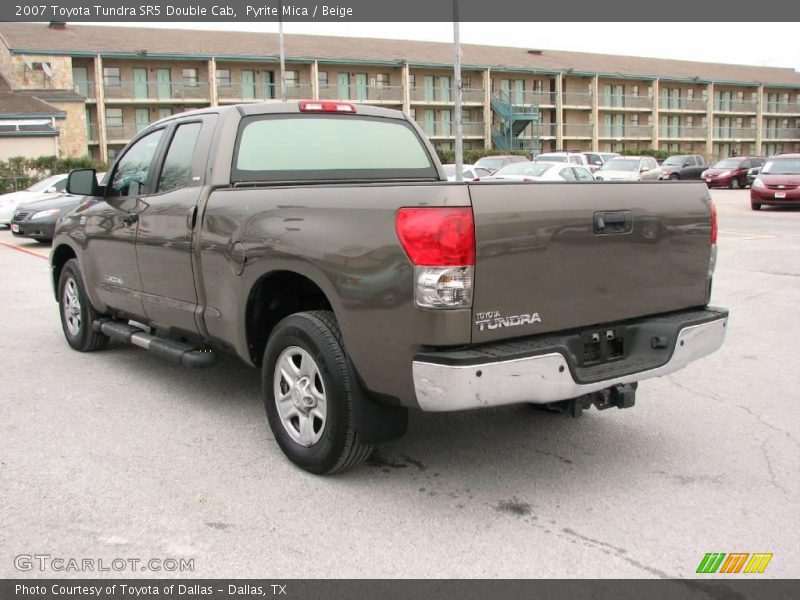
[412, 315, 727, 412]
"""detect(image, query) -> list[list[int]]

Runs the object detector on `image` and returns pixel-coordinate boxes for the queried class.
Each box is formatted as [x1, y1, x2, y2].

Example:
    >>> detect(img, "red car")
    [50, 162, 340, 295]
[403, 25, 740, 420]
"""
[750, 154, 800, 210]
[702, 156, 765, 189]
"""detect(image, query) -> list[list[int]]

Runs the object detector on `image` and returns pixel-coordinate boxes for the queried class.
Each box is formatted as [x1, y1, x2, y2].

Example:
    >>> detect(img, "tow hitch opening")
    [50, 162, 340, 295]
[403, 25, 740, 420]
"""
[541, 383, 637, 418]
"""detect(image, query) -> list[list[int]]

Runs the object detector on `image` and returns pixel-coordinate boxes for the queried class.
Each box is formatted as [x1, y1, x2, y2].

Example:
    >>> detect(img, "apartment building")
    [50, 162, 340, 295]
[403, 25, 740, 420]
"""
[1, 22, 799, 162]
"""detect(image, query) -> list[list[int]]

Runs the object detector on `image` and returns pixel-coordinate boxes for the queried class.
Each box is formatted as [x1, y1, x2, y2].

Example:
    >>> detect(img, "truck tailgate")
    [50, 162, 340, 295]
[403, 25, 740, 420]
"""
[468, 181, 713, 343]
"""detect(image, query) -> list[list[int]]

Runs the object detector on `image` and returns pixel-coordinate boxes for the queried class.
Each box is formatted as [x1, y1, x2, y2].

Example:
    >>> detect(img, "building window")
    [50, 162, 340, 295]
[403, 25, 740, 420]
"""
[318, 71, 329, 88]
[533, 80, 543, 92]
[409, 74, 416, 89]
[284, 70, 299, 87]
[105, 107, 123, 127]
[376, 73, 390, 87]
[630, 114, 639, 125]
[462, 76, 471, 89]
[216, 69, 231, 87]
[632, 85, 640, 97]
[182, 68, 198, 87]
[103, 67, 121, 87]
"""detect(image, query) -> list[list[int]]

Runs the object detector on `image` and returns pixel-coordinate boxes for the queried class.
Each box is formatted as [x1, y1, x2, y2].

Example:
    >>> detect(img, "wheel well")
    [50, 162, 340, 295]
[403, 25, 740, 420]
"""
[51, 244, 76, 300]
[246, 271, 333, 365]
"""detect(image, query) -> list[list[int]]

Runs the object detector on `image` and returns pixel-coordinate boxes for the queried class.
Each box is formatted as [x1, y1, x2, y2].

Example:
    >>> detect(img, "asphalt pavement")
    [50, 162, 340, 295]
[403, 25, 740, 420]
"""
[0, 189, 798, 579]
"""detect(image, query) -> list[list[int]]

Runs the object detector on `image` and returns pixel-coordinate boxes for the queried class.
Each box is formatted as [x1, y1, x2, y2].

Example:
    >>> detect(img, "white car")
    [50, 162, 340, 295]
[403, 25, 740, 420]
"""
[0, 174, 68, 227]
[442, 164, 494, 182]
[479, 161, 595, 182]
[533, 151, 591, 168]
[593, 156, 661, 181]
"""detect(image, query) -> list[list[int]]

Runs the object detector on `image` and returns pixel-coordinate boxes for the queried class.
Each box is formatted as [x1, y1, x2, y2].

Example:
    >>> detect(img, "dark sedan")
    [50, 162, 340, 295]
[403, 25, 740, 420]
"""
[11, 173, 104, 242]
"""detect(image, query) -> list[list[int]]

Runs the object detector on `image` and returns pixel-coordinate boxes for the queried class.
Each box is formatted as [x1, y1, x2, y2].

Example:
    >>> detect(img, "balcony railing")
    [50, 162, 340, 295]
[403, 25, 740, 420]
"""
[563, 123, 592, 137]
[601, 125, 653, 138]
[714, 100, 757, 113]
[104, 80, 210, 101]
[418, 121, 484, 137]
[658, 97, 708, 111]
[659, 126, 707, 139]
[497, 90, 555, 107]
[599, 95, 652, 109]
[318, 84, 403, 102]
[216, 82, 312, 101]
[713, 127, 756, 139]
[763, 101, 800, 114]
[410, 87, 485, 103]
[762, 128, 800, 140]
[74, 80, 96, 99]
[562, 92, 593, 107]
[105, 122, 141, 141]
[86, 123, 99, 142]
[537, 123, 558, 137]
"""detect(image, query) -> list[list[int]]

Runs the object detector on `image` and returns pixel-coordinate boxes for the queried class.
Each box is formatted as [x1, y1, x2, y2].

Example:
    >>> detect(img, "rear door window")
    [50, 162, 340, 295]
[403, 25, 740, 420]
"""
[233, 115, 436, 182]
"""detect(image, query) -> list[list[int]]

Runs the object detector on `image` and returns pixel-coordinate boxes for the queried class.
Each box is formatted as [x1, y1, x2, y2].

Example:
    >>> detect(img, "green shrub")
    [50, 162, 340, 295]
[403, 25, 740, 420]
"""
[0, 155, 106, 193]
[435, 148, 529, 165]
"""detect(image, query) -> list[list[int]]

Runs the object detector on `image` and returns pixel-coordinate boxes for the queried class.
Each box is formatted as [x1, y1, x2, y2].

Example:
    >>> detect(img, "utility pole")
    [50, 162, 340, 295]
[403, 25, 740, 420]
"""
[453, 0, 464, 181]
[279, 0, 287, 101]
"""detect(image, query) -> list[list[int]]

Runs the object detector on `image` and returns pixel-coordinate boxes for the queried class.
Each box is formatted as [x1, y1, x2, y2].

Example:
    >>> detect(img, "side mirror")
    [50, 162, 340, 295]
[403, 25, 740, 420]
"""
[595, 160, 602, 165]
[640, 165, 647, 172]
[682, 162, 690, 168]
[45, 186, 57, 193]
[66, 169, 101, 196]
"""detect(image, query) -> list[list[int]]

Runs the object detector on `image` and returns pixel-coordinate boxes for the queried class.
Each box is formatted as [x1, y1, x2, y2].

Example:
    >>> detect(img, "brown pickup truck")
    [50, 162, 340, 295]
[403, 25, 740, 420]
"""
[50, 101, 728, 474]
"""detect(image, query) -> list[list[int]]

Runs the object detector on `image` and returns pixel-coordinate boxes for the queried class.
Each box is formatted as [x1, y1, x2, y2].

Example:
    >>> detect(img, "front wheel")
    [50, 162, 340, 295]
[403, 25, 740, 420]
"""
[669, 173, 680, 181]
[751, 202, 761, 210]
[730, 178, 740, 190]
[58, 258, 109, 352]
[263, 310, 373, 474]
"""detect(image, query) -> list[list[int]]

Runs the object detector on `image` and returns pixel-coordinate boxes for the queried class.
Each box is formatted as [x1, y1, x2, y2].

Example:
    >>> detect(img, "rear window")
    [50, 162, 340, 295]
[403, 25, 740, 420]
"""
[233, 115, 436, 182]
[536, 153, 567, 162]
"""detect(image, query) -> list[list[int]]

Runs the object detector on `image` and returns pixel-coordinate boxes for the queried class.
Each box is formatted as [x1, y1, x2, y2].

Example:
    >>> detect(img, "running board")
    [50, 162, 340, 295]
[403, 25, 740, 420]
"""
[93, 320, 216, 368]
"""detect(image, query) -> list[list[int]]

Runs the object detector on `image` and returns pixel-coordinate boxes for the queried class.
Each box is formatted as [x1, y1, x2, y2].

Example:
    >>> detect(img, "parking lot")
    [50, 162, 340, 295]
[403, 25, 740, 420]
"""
[0, 188, 798, 579]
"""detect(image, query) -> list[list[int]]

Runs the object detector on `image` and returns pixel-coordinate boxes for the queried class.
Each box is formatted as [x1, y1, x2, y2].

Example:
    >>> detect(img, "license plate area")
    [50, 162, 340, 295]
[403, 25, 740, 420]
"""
[579, 326, 627, 367]
[775, 192, 786, 198]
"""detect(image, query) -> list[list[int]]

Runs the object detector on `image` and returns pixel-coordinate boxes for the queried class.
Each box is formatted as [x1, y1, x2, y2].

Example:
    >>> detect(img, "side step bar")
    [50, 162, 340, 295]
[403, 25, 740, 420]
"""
[93, 320, 216, 368]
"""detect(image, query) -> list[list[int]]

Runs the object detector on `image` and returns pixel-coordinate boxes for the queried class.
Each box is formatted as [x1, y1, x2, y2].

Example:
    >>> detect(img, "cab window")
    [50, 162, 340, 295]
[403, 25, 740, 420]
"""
[109, 129, 164, 197]
[157, 122, 202, 193]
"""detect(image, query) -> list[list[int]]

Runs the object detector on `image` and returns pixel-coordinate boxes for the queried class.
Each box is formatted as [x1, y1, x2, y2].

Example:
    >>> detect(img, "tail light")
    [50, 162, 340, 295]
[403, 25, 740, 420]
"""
[709, 199, 718, 277]
[395, 207, 474, 309]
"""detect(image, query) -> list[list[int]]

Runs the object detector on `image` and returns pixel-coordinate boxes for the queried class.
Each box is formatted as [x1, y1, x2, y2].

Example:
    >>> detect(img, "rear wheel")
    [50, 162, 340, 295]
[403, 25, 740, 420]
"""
[751, 202, 761, 210]
[58, 259, 109, 352]
[263, 310, 373, 474]
[730, 178, 740, 190]
[669, 173, 680, 180]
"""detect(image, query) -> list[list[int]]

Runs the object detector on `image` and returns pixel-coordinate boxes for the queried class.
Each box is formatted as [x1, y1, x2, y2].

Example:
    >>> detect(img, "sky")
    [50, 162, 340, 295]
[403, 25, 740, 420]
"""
[87, 22, 800, 70]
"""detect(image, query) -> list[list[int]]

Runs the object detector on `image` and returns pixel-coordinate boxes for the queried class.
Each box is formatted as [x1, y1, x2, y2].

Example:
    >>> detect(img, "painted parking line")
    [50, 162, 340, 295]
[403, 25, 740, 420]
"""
[718, 230, 777, 241]
[0, 239, 49, 260]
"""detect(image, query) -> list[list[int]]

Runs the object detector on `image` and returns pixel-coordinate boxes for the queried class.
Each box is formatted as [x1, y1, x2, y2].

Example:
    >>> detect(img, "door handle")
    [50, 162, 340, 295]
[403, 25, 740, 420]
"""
[120, 213, 138, 226]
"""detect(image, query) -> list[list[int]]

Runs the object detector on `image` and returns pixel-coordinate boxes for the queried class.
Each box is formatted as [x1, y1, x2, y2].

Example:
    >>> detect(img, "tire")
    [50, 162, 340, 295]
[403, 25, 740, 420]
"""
[751, 202, 761, 211]
[262, 310, 373, 474]
[730, 178, 740, 190]
[669, 173, 680, 180]
[58, 258, 109, 352]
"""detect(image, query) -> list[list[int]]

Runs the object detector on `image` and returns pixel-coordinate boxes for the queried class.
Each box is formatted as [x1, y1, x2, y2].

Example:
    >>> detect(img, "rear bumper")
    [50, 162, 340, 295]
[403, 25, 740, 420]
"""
[412, 307, 728, 412]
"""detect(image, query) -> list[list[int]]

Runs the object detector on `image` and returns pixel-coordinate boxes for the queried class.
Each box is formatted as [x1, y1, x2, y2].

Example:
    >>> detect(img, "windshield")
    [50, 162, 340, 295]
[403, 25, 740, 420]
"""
[475, 157, 504, 170]
[535, 153, 567, 163]
[495, 162, 553, 177]
[761, 158, 800, 175]
[25, 175, 66, 192]
[713, 159, 742, 169]
[662, 156, 685, 166]
[600, 159, 639, 172]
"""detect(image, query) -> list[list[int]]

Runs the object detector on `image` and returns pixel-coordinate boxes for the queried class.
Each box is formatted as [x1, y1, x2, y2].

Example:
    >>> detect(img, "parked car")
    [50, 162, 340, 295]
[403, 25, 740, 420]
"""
[480, 161, 594, 182]
[11, 173, 105, 243]
[750, 154, 800, 210]
[594, 156, 661, 181]
[442, 164, 493, 181]
[658, 155, 706, 180]
[0, 174, 68, 227]
[533, 151, 590, 168]
[50, 101, 726, 474]
[746, 165, 762, 188]
[701, 157, 765, 189]
[473, 155, 527, 173]
[582, 152, 620, 173]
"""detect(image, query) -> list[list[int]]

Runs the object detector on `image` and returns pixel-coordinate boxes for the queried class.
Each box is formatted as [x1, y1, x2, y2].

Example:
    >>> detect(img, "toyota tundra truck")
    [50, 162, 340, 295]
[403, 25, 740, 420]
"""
[50, 101, 728, 474]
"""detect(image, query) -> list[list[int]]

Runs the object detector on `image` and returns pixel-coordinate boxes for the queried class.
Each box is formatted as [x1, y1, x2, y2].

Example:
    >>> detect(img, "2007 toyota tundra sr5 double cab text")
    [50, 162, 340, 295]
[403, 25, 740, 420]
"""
[51, 101, 728, 474]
